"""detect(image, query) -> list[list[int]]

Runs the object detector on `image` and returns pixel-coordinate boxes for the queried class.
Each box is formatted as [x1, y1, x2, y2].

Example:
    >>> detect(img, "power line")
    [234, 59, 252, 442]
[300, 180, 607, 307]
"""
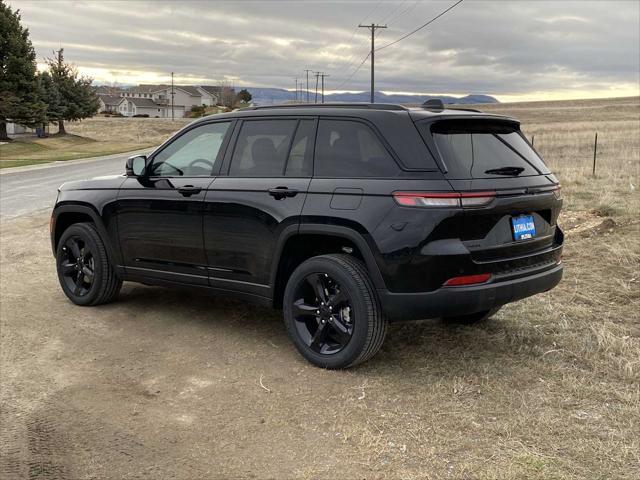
[334, 51, 370, 90]
[379, 0, 408, 24]
[326, 0, 386, 88]
[376, 0, 464, 52]
[386, 0, 422, 27]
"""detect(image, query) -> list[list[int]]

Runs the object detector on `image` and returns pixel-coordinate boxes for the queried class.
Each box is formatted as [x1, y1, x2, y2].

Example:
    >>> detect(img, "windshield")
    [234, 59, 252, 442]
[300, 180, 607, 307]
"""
[418, 119, 550, 179]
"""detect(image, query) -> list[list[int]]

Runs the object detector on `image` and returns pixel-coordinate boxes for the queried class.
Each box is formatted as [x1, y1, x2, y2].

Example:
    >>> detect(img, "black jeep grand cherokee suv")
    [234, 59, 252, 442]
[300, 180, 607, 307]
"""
[51, 103, 563, 368]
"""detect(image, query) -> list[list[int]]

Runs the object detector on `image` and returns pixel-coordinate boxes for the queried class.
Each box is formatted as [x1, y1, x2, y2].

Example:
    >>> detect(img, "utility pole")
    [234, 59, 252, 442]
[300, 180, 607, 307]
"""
[358, 23, 387, 103]
[304, 69, 312, 103]
[294, 77, 299, 102]
[319, 73, 329, 103]
[170, 72, 175, 121]
[314, 71, 320, 103]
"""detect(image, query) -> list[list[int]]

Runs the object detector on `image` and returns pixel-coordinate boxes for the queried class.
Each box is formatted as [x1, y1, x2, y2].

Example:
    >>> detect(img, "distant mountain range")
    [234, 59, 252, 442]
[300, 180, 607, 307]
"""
[241, 87, 498, 105]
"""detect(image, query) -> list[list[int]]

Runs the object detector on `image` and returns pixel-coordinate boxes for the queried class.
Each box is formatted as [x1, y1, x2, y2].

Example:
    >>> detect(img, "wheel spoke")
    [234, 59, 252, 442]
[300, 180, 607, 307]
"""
[292, 299, 318, 319]
[310, 321, 328, 352]
[61, 262, 77, 275]
[306, 273, 328, 303]
[330, 315, 352, 345]
[74, 270, 86, 292]
[328, 289, 348, 308]
[66, 239, 81, 258]
[82, 266, 94, 282]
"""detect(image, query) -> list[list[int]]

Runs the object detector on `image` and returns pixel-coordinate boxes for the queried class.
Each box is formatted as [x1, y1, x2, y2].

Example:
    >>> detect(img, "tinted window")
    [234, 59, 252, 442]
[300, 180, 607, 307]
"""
[424, 119, 550, 179]
[151, 122, 230, 177]
[315, 120, 399, 177]
[229, 120, 297, 177]
[285, 120, 314, 177]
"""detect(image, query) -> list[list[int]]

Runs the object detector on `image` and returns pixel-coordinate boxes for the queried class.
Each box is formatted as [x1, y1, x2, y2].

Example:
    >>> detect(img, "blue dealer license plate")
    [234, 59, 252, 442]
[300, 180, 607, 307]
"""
[511, 215, 536, 241]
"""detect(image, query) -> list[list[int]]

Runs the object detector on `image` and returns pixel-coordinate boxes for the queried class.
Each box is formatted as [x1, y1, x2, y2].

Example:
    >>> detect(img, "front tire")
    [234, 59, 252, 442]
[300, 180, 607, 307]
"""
[283, 254, 387, 369]
[56, 222, 122, 306]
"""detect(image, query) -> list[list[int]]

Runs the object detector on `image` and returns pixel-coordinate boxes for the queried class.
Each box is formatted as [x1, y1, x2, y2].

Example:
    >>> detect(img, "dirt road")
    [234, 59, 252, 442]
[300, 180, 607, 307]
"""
[1, 209, 638, 479]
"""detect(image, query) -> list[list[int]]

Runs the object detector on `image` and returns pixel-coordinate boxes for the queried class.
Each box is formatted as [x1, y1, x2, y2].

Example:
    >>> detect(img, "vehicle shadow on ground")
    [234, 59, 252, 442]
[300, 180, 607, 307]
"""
[112, 283, 544, 376]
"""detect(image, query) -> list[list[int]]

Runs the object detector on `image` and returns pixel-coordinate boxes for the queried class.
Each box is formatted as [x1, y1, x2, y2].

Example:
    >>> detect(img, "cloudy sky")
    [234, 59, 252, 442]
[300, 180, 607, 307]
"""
[10, 0, 640, 101]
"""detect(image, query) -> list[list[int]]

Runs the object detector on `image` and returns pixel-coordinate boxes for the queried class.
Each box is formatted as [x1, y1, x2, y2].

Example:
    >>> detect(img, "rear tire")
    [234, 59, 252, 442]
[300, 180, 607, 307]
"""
[443, 307, 501, 325]
[56, 223, 122, 306]
[283, 254, 387, 369]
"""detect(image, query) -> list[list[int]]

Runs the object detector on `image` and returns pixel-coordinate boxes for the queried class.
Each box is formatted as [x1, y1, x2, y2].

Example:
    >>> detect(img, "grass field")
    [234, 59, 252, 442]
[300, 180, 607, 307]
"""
[0, 117, 191, 168]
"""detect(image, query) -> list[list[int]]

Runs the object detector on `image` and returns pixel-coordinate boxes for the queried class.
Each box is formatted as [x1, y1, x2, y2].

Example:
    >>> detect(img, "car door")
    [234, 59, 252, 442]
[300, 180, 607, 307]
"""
[202, 117, 315, 297]
[117, 120, 234, 285]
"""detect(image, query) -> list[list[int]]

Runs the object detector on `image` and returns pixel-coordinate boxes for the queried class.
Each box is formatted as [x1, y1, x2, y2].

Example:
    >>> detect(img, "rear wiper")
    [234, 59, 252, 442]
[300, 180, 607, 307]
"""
[485, 166, 525, 176]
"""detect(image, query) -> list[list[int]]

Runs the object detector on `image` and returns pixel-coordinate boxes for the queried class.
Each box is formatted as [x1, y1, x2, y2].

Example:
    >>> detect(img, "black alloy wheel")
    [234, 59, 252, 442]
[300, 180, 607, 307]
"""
[283, 254, 387, 369]
[56, 222, 122, 306]
[291, 272, 354, 355]
[59, 235, 95, 297]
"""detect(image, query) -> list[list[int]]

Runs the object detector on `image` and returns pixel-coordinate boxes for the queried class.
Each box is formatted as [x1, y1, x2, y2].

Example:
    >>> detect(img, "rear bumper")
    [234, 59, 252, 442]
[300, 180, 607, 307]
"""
[378, 262, 563, 321]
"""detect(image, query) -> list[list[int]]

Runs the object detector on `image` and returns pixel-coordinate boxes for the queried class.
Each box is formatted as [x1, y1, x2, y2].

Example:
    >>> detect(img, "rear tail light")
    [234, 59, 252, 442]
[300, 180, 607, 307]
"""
[393, 191, 495, 208]
[552, 185, 562, 200]
[443, 273, 492, 287]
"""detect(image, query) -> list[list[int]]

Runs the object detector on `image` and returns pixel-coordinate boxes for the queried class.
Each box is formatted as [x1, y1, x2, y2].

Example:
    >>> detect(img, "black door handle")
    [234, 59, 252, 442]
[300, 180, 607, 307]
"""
[178, 185, 202, 197]
[268, 186, 298, 200]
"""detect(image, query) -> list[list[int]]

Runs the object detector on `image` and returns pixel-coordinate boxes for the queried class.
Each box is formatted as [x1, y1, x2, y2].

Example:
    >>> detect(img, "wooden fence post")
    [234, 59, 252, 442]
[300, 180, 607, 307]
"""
[592, 132, 598, 176]
[531, 135, 535, 147]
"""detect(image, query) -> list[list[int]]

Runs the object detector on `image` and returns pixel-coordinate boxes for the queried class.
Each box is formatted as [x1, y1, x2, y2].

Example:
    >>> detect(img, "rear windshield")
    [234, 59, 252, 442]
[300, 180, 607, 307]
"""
[417, 119, 550, 179]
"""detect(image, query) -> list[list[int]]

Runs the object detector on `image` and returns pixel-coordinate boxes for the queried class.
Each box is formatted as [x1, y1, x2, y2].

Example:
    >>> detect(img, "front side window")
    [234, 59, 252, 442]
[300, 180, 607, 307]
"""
[314, 120, 398, 177]
[151, 122, 231, 177]
[229, 119, 297, 177]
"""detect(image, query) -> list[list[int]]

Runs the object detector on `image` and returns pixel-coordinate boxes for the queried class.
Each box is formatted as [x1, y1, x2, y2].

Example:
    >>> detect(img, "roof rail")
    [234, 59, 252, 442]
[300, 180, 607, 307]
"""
[247, 103, 407, 111]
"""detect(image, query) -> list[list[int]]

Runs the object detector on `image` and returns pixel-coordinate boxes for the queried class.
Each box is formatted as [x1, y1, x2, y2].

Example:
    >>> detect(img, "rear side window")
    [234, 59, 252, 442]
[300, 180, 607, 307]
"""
[315, 120, 399, 177]
[420, 119, 550, 179]
[229, 119, 297, 177]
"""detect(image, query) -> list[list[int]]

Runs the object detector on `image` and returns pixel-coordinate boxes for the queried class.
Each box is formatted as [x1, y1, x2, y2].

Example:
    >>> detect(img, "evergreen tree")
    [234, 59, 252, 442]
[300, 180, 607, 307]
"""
[37, 71, 62, 128]
[236, 89, 252, 104]
[46, 49, 99, 134]
[0, 1, 46, 140]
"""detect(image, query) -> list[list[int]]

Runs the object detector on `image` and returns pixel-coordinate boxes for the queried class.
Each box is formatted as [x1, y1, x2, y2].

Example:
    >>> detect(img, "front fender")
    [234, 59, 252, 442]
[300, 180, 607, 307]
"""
[51, 201, 122, 267]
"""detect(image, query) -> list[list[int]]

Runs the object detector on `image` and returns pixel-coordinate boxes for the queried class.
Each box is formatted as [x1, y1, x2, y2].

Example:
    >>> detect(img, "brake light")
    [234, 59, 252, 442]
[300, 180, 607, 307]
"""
[393, 191, 495, 208]
[443, 273, 492, 287]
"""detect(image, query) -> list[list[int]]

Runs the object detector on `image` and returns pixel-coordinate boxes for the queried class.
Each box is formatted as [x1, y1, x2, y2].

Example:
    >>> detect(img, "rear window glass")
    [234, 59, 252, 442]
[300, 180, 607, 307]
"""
[419, 119, 550, 179]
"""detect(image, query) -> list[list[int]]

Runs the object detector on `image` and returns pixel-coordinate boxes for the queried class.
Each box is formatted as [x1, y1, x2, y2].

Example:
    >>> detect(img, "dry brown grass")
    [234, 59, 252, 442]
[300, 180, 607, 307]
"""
[64, 116, 191, 145]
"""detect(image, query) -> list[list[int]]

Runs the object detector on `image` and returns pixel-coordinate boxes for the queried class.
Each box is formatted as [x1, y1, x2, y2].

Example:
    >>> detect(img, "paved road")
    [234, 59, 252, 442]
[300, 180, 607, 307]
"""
[0, 149, 152, 221]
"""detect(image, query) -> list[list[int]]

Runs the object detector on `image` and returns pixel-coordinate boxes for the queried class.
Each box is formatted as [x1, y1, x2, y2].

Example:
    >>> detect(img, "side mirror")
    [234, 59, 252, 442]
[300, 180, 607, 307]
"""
[125, 155, 149, 176]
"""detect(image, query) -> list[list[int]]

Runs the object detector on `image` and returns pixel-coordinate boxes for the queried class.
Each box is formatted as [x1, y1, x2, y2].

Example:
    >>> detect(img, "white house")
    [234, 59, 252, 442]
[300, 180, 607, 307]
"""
[110, 83, 231, 118]
[197, 86, 222, 106]
[98, 94, 122, 113]
[115, 97, 184, 118]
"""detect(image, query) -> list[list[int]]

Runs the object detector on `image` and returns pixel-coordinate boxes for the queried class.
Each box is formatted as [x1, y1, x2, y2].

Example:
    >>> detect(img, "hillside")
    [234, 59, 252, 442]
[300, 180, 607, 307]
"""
[241, 87, 498, 105]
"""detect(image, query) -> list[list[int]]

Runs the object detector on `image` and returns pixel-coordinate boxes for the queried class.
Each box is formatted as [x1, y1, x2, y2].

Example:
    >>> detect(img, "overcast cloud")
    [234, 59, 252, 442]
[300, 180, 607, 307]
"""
[9, 0, 640, 101]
